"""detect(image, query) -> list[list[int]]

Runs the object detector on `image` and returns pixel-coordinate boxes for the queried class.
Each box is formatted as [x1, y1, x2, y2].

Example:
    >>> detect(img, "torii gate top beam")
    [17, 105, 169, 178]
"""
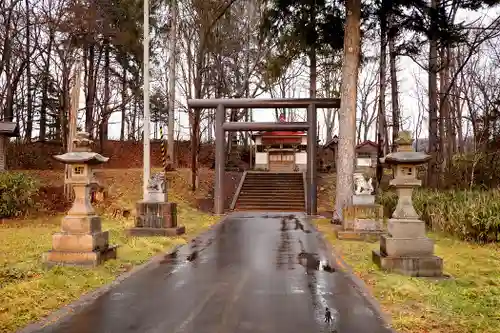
[187, 98, 341, 109]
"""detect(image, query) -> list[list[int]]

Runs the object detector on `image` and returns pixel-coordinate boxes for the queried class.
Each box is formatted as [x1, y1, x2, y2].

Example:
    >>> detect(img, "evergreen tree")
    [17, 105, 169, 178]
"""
[261, 0, 344, 97]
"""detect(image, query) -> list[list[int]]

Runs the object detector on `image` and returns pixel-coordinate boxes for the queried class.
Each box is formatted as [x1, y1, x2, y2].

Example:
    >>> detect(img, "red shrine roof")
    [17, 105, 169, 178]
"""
[251, 114, 306, 139]
[251, 131, 306, 140]
[356, 140, 378, 149]
[258, 131, 305, 136]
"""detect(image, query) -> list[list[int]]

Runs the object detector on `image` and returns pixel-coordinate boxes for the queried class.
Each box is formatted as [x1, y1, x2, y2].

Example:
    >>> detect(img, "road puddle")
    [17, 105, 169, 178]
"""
[160, 250, 179, 264]
[298, 251, 335, 273]
[186, 250, 198, 262]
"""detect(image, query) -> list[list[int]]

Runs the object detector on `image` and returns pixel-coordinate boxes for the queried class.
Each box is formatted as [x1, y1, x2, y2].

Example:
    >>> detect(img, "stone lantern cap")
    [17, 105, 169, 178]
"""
[383, 130, 431, 165]
[53, 131, 108, 165]
[53, 152, 108, 165]
[383, 151, 431, 165]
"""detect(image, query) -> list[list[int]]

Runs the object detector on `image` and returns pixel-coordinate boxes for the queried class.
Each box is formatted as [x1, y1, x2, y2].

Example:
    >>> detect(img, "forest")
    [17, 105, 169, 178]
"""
[1, 0, 500, 190]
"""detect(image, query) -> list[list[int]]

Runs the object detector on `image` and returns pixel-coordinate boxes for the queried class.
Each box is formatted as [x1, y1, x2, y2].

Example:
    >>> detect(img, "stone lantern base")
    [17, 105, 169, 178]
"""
[336, 195, 385, 242]
[372, 251, 443, 277]
[43, 215, 118, 267]
[372, 218, 443, 277]
[127, 201, 185, 237]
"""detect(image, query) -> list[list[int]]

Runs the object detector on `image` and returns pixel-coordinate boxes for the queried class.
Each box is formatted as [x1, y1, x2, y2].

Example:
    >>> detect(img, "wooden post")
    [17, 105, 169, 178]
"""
[64, 62, 82, 200]
[214, 104, 225, 214]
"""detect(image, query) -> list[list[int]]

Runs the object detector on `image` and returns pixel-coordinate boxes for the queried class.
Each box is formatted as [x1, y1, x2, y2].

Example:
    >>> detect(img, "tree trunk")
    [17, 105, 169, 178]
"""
[438, 46, 447, 175]
[334, 0, 361, 222]
[5, 63, 28, 122]
[39, 30, 54, 141]
[309, 47, 317, 98]
[132, 76, 139, 140]
[100, 40, 111, 151]
[61, 61, 70, 150]
[443, 46, 455, 162]
[85, 44, 96, 137]
[120, 64, 127, 141]
[357, 108, 364, 143]
[376, 9, 387, 190]
[388, 19, 400, 152]
[450, 48, 461, 153]
[24, 0, 33, 142]
[192, 45, 204, 191]
[427, 0, 440, 188]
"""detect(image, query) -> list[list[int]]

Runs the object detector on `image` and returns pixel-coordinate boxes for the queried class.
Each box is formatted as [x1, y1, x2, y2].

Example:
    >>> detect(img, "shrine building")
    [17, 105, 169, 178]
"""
[251, 114, 307, 172]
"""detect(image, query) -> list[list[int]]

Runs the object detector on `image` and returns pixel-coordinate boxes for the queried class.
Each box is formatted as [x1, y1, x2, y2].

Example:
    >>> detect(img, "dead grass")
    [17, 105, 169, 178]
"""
[0, 168, 219, 333]
[317, 173, 336, 213]
[314, 218, 500, 333]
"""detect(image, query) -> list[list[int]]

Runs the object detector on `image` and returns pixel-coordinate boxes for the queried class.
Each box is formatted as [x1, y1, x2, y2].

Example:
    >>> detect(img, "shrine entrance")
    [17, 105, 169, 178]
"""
[268, 151, 295, 172]
[186, 98, 340, 215]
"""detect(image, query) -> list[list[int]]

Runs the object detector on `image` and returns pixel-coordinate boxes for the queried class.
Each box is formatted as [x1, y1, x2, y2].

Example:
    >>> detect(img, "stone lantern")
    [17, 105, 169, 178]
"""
[43, 132, 117, 267]
[372, 131, 443, 277]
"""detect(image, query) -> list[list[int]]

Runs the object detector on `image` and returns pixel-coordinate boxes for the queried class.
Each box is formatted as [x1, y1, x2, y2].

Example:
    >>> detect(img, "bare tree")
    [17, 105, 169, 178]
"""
[356, 58, 379, 143]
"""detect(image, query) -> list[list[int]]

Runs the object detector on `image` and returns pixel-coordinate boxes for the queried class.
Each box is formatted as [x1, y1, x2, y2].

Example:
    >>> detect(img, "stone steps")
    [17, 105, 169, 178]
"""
[235, 172, 305, 211]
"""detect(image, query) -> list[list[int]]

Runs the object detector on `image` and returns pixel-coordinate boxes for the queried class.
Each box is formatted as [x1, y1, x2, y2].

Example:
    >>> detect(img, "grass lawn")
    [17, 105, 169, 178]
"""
[0, 169, 219, 333]
[314, 218, 500, 333]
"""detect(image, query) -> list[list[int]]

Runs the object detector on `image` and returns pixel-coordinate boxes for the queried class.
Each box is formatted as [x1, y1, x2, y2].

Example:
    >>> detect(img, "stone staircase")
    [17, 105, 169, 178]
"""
[234, 172, 306, 211]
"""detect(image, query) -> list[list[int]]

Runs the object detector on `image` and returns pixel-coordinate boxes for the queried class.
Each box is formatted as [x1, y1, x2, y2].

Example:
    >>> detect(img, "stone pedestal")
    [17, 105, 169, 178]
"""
[127, 201, 185, 237]
[337, 169, 385, 241]
[43, 214, 118, 267]
[372, 131, 443, 277]
[43, 132, 117, 267]
[337, 200, 385, 242]
[373, 218, 443, 276]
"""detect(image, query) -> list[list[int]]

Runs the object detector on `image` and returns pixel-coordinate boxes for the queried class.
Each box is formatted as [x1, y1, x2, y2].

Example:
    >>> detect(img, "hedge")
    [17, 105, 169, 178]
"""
[0, 172, 39, 218]
[378, 189, 500, 243]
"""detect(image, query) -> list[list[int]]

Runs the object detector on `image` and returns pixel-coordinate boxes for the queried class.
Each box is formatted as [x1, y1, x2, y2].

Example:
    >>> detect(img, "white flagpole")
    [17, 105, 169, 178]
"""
[143, 0, 151, 199]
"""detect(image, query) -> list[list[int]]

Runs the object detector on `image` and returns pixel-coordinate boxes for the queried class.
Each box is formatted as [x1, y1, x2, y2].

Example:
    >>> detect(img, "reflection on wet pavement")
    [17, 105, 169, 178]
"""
[25, 212, 392, 333]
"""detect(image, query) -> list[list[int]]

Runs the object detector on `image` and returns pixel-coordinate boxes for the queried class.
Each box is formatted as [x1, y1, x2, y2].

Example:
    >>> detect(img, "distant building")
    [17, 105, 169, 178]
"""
[0, 121, 19, 171]
[251, 130, 307, 172]
[250, 113, 313, 172]
[321, 135, 378, 171]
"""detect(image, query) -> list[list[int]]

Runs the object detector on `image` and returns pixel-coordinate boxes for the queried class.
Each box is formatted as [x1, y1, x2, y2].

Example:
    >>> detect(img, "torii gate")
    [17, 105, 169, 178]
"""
[187, 98, 341, 216]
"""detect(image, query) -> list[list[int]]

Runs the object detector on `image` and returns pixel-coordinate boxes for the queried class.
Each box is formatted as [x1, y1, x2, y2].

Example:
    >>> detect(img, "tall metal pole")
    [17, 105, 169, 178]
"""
[167, 0, 177, 168]
[214, 104, 225, 215]
[307, 104, 317, 215]
[143, 0, 151, 199]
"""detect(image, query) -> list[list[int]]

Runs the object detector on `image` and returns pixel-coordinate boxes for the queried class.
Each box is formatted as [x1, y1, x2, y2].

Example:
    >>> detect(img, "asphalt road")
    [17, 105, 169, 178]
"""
[27, 212, 392, 333]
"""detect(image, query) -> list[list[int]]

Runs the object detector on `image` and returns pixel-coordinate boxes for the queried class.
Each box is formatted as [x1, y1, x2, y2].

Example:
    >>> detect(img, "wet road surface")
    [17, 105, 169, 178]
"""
[28, 212, 392, 333]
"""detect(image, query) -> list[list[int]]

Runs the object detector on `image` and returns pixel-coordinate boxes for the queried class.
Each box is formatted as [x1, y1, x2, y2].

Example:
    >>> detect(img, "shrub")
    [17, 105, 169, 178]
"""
[446, 152, 500, 189]
[0, 172, 39, 218]
[377, 188, 500, 243]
